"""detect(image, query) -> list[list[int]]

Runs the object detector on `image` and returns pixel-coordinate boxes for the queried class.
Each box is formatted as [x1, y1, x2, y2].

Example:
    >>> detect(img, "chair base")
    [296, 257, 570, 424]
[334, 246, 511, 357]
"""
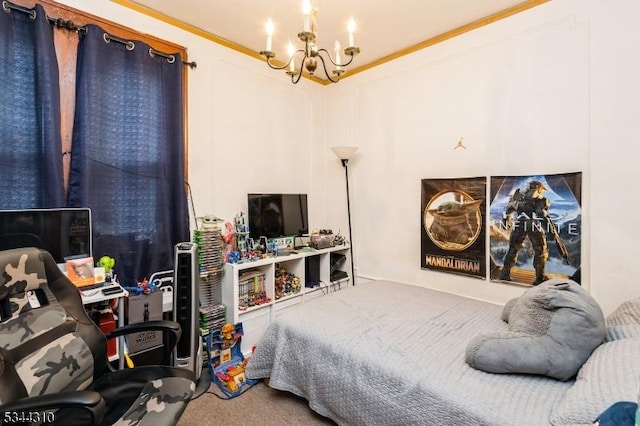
[192, 369, 211, 399]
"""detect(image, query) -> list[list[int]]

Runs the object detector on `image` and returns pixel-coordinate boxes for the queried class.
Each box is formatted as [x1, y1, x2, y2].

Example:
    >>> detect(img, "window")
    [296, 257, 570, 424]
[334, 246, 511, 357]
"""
[1, 0, 191, 284]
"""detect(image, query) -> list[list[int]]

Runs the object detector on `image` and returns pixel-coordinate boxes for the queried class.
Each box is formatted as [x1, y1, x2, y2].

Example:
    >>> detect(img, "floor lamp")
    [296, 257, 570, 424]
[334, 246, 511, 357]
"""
[331, 146, 358, 285]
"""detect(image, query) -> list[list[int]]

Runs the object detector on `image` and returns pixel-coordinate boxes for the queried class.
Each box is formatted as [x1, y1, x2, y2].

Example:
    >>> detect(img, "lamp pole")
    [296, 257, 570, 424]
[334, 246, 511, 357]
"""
[331, 146, 358, 286]
[341, 158, 356, 286]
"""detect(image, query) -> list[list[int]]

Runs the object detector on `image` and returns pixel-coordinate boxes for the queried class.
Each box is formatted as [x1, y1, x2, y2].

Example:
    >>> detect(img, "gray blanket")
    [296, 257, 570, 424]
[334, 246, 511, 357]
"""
[246, 280, 572, 425]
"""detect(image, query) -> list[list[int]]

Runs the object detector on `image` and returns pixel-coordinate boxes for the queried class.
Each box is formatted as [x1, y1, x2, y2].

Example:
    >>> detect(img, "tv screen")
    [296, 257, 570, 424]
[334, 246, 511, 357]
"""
[0, 208, 92, 263]
[248, 194, 308, 239]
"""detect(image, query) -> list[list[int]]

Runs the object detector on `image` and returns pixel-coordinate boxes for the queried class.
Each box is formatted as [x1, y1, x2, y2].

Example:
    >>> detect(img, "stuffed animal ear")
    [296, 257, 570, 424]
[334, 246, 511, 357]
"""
[501, 298, 518, 323]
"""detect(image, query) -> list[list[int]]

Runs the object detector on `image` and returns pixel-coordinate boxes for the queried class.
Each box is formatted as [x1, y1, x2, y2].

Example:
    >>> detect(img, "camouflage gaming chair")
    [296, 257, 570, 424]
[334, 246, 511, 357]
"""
[0, 247, 196, 425]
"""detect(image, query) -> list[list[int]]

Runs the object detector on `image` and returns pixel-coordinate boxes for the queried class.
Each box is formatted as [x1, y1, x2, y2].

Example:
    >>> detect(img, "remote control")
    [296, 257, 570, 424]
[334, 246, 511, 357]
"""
[102, 286, 124, 295]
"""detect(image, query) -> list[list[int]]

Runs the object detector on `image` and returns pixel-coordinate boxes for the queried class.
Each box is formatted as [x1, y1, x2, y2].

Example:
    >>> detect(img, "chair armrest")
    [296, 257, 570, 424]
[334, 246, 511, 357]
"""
[105, 320, 182, 365]
[0, 390, 105, 425]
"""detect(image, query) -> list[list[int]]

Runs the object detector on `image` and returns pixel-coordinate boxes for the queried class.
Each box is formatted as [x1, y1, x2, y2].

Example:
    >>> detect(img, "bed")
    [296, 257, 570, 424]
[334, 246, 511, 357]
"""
[245, 280, 640, 426]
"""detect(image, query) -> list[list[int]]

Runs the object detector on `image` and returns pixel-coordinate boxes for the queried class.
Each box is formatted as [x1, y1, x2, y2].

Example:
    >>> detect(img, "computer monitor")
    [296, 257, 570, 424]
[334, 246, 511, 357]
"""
[0, 208, 92, 264]
[247, 193, 308, 239]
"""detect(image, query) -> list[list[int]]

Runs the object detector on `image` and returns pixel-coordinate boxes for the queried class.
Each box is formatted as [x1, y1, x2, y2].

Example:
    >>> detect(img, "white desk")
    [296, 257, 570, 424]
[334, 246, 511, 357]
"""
[80, 283, 129, 369]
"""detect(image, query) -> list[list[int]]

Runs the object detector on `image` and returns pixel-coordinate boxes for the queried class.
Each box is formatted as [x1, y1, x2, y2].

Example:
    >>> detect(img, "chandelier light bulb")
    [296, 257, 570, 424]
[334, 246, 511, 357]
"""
[287, 42, 296, 72]
[302, 0, 312, 32]
[348, 18, 356, 47]
[302, 0, 312, 15]
[265, 19, 274, 52]
[334, 40, 342, 69]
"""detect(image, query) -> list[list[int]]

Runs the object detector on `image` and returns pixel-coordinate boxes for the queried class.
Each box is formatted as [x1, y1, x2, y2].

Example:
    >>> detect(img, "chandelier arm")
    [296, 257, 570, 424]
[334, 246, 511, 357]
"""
[316, 48, 336, 66]
[316, 54, 339, 83]
[317, 48, 355, 67]
[289, 49, 308, 84]
[265, 49, 305, 71]
[265, 56, 292, 71]
[291, 69, 304, 84]
[340, 53, 355, 67]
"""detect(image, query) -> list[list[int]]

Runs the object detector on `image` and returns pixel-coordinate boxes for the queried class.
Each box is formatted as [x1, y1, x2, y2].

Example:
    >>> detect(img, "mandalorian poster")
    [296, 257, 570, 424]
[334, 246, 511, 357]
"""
[489, 172, 582, 286]
[421, 177, 486, 279]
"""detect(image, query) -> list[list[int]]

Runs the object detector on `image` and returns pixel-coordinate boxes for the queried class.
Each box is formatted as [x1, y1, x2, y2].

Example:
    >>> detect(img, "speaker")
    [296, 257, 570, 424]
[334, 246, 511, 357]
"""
[173, 242, 202, 379]
[305, 256, 320, 287]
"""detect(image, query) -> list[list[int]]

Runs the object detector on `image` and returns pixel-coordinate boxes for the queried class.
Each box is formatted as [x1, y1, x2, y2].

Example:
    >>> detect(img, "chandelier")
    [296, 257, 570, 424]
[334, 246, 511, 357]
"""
[259, 0, 360, 84]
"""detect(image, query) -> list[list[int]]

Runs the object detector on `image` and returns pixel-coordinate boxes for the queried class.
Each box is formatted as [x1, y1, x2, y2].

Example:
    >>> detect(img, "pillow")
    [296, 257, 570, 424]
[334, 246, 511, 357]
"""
[465, 279, 605, 381]
[605, 298, 640, 342]
[595, 401, 638, 426]
[550, 338, 640, 426]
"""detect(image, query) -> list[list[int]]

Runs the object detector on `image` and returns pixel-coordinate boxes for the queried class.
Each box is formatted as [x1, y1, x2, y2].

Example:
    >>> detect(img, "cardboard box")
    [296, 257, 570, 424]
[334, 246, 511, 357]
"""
[310, 234, 334, 249]
[126, 292, 163, 354]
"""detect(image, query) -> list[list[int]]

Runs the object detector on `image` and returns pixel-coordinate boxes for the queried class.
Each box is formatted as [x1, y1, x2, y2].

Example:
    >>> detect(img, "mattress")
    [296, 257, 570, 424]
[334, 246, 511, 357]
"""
[245, 280, 573, 425]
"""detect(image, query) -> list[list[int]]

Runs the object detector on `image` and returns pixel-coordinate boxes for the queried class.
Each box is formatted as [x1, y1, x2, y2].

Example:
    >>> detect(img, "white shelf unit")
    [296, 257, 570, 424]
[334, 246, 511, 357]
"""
[221, 244, 351, 355]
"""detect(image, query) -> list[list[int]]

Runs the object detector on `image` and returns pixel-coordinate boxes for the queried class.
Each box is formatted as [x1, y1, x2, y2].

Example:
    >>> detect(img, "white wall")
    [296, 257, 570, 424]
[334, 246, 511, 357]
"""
[56, 0, 639, 315]
[325, 0, 640, 315]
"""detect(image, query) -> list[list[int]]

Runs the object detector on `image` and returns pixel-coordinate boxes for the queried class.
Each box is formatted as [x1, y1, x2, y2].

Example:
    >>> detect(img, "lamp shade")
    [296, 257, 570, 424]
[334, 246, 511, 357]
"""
[331, 146, 358, 161]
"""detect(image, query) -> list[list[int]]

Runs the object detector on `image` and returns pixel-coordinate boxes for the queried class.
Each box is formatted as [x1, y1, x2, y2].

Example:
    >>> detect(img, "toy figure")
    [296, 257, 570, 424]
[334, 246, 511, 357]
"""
[233, 212, 250, 260]
[221, 221, 236, 263]
[274, 266, 302, 299]
[96, 256, 115, 274]
[124, 277, 158, 295]
[234, 211, 248, 234]
[228, 251, 241, 264]
[267, 242, 278, 256]
[221, 323, 240, 348]
[333, 231, 346, 246]
[139, 277, 149, 294]
[97, 256, 116, 283]
[215, 371, 238, 392]
[236, 236, 248, 257]
[199, 214, 224, 229]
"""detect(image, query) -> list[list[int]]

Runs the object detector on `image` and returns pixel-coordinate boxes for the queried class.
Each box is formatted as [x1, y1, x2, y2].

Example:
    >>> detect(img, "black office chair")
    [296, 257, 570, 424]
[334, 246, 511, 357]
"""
[0, 233, 45, 251]
[0, 247, 196, 425]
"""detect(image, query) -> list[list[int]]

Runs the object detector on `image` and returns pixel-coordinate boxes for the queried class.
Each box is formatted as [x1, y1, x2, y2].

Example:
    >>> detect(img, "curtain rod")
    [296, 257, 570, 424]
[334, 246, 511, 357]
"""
[103, 32, 197, 68]
[2, 1, 35, 18]
[2, 0, 197, 69]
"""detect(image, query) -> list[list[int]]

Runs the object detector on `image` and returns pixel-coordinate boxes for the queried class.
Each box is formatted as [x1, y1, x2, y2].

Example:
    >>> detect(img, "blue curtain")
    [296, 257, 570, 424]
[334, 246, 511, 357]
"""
[0, 3, 64, 208]
[68, 25, 189, 285]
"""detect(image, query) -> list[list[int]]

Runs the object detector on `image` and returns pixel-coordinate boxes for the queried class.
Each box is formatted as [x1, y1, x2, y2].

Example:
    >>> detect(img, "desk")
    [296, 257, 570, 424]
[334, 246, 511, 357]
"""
[80, 283, 129, 369]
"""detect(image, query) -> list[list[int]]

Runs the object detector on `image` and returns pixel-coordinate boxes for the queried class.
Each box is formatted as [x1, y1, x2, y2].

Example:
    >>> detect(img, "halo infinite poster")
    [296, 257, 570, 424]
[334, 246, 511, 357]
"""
[421, 177, 486, 279]
[489, 172, 582, 286]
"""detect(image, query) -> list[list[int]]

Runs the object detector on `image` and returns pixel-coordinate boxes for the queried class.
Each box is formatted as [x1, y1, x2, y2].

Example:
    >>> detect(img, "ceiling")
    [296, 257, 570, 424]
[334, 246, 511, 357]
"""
[117, 0, 547, 83]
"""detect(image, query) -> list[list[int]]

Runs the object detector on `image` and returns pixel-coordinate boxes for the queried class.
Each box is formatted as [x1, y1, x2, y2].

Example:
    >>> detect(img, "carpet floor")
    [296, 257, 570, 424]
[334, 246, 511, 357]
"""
[178, 381, 337, 426]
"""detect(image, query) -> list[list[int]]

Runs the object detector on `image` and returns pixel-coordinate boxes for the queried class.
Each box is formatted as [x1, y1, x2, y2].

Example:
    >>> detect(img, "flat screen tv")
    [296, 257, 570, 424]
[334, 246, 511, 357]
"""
[0, 208, 92, 264]
[247, 194, 308, 239]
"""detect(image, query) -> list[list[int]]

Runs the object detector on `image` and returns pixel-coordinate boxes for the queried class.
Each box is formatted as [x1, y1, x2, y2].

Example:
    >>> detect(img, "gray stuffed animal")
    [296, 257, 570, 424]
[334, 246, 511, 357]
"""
[465, 279, 605, 381]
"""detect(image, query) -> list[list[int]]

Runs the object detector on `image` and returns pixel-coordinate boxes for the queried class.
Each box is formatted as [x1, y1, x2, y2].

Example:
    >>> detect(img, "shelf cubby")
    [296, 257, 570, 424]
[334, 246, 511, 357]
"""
[222, 244, 350, 355]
